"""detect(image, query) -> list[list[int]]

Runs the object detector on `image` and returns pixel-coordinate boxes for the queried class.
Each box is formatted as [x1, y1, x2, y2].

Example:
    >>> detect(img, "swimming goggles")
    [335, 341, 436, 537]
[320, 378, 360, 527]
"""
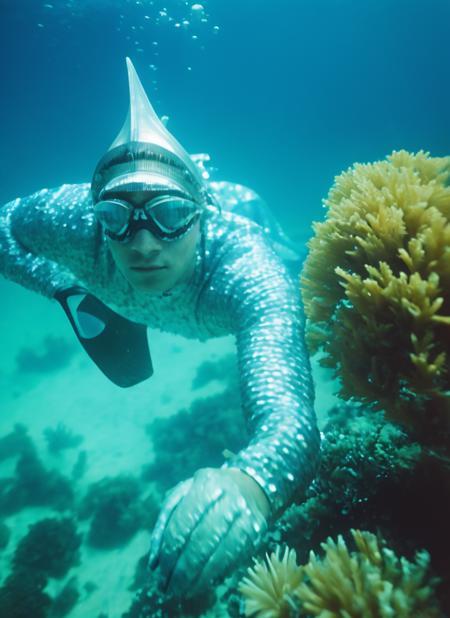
[93, 195, 202, 242]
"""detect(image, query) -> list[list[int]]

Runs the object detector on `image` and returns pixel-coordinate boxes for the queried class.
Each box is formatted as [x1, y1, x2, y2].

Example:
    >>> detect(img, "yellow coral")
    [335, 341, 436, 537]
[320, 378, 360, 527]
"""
[238, 546, 303, 618]
[296, 529, 442, 618]
[301, 150, 450, 445]
[239, 531, 443, 618]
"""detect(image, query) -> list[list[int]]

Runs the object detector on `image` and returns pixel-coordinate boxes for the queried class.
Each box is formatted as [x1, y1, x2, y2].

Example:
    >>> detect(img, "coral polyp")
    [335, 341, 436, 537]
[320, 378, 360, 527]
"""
[239, 546, 302, 618]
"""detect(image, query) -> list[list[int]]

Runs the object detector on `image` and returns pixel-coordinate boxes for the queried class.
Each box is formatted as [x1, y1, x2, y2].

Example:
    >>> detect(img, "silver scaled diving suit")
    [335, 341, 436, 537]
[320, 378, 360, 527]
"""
[0, 58, 320, 598]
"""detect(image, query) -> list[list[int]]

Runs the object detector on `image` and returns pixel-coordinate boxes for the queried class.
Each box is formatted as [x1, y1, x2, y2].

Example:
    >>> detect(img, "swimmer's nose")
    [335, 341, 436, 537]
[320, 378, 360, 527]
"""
[129, 228, 163, 257]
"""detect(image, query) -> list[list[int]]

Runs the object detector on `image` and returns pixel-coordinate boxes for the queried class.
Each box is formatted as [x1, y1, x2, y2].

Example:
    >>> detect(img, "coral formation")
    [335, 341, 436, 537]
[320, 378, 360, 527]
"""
[50, 577, 80, 617]
[142, 386, 246, 492]
[239, 530, 443, 618]
[13, 518, 81, 579]
[0, 519, 81, 617]
[307, 403, 421, 513]
[72, 449, 88, 480]
[301, 151, 450, 448]
[0, 570, 52, 618]
[239, 546, 303, 618]
[0, 424, 32, 461]
[191, 353, 239, 390]
[43, 422, 84, 454]
[79, 475, 156, 548]
[0, 443, 74, 514]
[123, 574, 215, 618]
[267, 401, 450, 615]
[274, 403, 422, 557]
[296, 529, 442, 617]
[15, 334, 76, 374]
[0, 520, 10, 549]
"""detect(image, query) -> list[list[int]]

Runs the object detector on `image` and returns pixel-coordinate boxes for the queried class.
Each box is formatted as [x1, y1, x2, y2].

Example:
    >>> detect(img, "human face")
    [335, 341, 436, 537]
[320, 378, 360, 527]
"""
[106, 191, 201, 293]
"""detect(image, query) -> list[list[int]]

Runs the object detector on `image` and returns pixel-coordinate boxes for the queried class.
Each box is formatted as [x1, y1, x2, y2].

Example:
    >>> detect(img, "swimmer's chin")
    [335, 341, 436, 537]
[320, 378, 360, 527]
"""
[125, 273, 176, 294]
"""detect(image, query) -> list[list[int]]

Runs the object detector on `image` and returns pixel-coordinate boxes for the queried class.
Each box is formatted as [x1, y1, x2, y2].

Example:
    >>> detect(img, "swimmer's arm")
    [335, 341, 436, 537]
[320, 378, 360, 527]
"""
[223, 237, 320, 514]
[0, 184, 96, 298]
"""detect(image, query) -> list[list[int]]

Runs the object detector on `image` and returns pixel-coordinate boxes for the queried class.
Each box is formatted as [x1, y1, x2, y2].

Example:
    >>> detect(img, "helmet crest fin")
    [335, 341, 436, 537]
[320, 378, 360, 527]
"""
[91, 58, 206, 204]
[110, 58, 199, 181]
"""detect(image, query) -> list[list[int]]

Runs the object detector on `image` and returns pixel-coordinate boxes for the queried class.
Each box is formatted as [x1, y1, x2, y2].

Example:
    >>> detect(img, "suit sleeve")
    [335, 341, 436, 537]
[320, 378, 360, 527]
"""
[221, 228, 320, 514]
[0, 185, 95, 298]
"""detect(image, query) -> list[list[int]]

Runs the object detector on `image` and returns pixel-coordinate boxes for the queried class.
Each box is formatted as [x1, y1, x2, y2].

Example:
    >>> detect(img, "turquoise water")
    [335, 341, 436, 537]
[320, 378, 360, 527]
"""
[0, 1, 449, 616]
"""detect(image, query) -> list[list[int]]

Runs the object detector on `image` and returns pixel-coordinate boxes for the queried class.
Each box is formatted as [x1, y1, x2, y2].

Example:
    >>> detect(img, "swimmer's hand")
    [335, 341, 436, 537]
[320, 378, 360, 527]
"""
[148, 467, 270, 598]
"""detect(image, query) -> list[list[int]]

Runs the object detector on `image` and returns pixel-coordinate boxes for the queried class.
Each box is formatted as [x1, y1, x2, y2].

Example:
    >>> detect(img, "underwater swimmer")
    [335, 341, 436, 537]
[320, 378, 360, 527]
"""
[0, 58, 320, 599]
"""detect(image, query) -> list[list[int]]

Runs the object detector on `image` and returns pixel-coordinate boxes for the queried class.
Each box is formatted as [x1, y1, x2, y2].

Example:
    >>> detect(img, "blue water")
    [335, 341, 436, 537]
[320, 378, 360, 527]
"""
[2, 0, 449, 229]
[1, 1, 449, 616]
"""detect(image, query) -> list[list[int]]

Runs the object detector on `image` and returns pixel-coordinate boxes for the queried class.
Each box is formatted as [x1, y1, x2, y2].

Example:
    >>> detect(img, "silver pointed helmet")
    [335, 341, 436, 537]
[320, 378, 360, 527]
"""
[91, 58, 207, 205]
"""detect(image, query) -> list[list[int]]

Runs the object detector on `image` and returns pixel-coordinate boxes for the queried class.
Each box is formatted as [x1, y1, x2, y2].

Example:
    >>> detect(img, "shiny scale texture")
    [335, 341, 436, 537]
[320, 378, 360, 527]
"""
[0, 181, 320, 513]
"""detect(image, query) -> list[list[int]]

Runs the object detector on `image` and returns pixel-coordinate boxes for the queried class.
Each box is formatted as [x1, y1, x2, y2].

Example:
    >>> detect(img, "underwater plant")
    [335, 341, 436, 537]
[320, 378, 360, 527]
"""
[239, 530, 443, 618]
[301, 150, 450, 449]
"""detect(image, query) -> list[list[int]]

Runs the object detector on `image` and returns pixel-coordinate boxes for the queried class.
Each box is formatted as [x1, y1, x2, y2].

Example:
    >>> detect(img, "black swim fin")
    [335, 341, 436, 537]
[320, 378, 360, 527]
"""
[55, 286, 153, 387]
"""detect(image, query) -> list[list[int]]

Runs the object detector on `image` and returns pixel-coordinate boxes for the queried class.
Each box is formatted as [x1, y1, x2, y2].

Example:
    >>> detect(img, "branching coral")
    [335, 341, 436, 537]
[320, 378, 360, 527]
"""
[239, 531, 443, 618]
[239, 547, 303, 618]
[296, 529, 442, 618]
[301, 151, 450, 446]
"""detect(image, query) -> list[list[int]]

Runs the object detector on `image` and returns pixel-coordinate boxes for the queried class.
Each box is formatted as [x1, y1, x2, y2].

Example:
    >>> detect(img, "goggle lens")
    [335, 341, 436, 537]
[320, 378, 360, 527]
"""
[93, 195, 201, 241]
[94, 200, 131, 236]
[148, 196, 201, 233]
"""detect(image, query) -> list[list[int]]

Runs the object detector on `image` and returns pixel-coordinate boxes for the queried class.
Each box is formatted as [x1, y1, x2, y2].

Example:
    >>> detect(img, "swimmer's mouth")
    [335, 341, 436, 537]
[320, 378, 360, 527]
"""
[131, 266, 167, 272]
